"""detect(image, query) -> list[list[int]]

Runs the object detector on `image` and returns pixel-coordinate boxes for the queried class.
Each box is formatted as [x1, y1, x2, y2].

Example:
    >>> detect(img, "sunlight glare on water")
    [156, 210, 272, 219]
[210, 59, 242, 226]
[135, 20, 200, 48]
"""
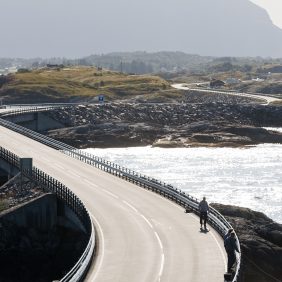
[84, 144, 282, 223]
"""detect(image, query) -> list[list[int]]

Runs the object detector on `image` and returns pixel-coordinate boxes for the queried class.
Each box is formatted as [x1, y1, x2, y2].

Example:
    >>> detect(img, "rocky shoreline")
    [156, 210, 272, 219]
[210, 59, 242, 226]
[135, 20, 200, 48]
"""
[45, 103, 282, 148]
[212, 204, 282, 282]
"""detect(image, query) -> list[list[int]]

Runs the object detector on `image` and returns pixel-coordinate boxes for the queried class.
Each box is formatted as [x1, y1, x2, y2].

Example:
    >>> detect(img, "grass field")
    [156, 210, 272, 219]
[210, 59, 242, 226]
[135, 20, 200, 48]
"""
[0, 66, 173, 103]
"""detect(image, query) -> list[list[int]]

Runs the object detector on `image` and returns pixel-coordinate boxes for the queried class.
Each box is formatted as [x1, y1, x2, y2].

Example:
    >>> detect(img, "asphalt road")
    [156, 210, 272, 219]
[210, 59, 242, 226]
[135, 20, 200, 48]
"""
[172, 83, 281, 104]
[0, 125, 227, 282]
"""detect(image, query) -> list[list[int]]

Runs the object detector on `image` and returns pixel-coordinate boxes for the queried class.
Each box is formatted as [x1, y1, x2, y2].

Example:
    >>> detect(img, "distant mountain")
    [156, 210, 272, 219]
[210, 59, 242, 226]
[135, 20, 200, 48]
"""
[89, 0, 282, 58]
[2, 51, 282, 76]
[82, 52, 214, 73]
[2, 0, 282, 73]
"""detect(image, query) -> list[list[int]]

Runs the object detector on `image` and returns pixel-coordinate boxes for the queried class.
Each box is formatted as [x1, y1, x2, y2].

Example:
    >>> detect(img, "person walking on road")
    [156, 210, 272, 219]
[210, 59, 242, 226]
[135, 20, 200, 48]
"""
[225, 231, 240, 273]
[198, 196, 209, 230]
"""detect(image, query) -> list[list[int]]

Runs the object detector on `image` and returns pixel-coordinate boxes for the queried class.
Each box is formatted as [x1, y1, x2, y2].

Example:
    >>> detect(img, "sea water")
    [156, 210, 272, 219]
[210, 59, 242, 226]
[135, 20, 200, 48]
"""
[84, 133, 282, 223]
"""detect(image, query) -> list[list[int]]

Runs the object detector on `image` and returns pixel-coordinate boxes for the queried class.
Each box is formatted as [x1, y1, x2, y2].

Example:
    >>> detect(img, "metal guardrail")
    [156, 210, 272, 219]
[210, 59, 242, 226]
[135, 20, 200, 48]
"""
[0, 109, 242, 281]
[4, 103, 84, 108]
[0, 105, 68, 118]
[0, 146, 95, 282]
[0, 102, 94, 118]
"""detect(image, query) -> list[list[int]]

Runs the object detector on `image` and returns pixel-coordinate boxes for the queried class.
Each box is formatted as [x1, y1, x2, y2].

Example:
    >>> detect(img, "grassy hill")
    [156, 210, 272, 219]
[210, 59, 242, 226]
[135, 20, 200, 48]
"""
[0, 66, 181, 103]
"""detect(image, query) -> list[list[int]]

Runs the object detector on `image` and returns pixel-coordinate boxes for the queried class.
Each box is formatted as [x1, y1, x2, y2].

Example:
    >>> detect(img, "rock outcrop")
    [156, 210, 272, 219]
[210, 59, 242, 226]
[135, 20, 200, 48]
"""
[0, 174, 44, 212]
[212, 204, 282, 282]
[45, 103, 282, 148]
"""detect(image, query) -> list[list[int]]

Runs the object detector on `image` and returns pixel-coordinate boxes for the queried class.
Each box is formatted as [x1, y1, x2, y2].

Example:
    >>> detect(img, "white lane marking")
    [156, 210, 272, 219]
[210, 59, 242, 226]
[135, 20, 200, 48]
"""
[64, 168, 81, 179]
[189, 213, 227, 269]
[84, 179, 119, 199]
[71, 170, 82, 179]
[154, 231, 163, 250]
[141, 188, 226, 266]
[143, 191, 227, 272]
[122, 201, 154, 229]
[83, 179, 99, 188]
[121, 200, 165, 280]
[89, 213, 105, 281]
[210, 230, 227, 270]
[154, 232, 165, 280]
[102, 189, 119, 199]
[139, 214, 153, 229]
[158, 253, 165, 279]
[123, 200, 138, 213]
[53, 163, 65, 170]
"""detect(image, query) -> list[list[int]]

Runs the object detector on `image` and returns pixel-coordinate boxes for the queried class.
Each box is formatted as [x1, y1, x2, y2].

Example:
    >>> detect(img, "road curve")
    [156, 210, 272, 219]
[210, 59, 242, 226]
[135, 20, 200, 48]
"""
[172, 83, 282, 105]
[0, 125, 226, 282]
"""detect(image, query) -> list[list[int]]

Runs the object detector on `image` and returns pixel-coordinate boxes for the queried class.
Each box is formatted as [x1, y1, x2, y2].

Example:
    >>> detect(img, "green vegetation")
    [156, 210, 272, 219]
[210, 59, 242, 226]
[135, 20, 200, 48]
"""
[0, 66, 173, 103]
[271, 100, 282, 106]
[1, 53, 282, 103]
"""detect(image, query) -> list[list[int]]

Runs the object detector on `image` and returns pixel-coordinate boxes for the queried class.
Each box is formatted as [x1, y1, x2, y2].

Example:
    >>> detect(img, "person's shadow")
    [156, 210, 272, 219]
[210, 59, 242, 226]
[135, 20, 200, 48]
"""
[199, 227, 209, 234]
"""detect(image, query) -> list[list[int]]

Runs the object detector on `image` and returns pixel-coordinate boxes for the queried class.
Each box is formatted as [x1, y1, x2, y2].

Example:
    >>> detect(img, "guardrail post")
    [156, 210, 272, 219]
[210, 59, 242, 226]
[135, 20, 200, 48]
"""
[19, 158, 33, 191]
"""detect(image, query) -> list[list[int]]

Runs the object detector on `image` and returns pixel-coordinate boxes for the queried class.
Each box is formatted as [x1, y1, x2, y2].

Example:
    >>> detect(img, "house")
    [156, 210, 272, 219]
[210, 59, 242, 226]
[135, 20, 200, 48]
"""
[210, 79, 225, 88]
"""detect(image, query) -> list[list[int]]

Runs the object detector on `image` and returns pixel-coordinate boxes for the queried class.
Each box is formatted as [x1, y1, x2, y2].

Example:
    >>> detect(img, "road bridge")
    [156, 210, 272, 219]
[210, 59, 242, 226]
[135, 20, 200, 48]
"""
[0, 124, 227, 281]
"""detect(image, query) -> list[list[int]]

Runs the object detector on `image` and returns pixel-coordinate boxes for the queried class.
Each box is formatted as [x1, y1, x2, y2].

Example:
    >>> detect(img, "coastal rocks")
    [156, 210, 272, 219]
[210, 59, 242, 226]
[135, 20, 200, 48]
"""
[212, 204, 282, 282]
[48, 122, 165, 148]
[153, 126, 282, 148]
[0, 174, 44, 211]
[191, 132, 252, 144]
[225, 127, 282, 144]
[45, 103, 282, 148]
[183, 89, 260, 104]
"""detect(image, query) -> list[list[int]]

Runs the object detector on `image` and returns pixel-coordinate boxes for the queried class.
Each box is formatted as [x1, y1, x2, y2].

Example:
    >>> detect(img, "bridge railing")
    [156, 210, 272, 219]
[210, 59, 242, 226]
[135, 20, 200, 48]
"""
[67, 151, 242, 281]
[0, 145, 95, 282]
[4, 103, 84, 108]
[0, 105, 68, 117]
[0, 116, 241, 281]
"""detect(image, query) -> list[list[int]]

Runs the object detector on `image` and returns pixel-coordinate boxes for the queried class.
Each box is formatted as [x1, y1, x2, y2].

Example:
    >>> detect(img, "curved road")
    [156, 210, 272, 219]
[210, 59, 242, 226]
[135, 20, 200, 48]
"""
[0, 125, 226, 282]
[172, 83, 282, 105]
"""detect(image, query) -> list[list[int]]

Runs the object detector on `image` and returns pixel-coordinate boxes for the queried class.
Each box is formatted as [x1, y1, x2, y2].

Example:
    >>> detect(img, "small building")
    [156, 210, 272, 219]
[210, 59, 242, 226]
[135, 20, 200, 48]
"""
[252, 78, 264, 82]
[210, 79, 225, 88]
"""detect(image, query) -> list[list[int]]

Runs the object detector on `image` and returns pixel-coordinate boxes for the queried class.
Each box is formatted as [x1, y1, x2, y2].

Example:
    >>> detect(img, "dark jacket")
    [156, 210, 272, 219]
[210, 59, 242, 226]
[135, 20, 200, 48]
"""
[225, 236, 239, 253]
[198, 200, 209, 213]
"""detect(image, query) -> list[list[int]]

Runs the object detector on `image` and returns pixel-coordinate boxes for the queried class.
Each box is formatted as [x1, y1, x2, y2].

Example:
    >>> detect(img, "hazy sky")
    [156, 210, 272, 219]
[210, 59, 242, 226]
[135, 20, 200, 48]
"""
[250, 0, 282, 28]
[0, 0, 281, 58]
